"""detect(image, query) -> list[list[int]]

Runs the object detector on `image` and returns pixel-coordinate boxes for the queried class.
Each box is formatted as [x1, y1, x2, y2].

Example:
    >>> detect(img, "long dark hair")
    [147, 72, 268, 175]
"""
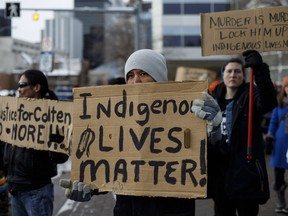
[21, 69, 58, 100]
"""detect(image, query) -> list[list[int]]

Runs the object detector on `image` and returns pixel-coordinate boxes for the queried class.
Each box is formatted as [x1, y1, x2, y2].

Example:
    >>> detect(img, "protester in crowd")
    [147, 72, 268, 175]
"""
[265, 76, 288, 214]
[193, 50, 277, 216]
[0, 143, 9, 216]
[209, 80, 221, 95]
[60, 49, 222, 216]
[2, 69, 69, 216]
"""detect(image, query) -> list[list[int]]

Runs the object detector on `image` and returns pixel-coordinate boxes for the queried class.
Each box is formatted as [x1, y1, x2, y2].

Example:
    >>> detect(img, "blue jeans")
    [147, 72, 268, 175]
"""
[11, 183, 54, 216]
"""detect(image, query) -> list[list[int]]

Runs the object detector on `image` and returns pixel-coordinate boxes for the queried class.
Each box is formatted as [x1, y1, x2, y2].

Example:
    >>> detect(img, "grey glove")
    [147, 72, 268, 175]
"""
[191, 92, 222, 133]
[60, 179, 92, 202]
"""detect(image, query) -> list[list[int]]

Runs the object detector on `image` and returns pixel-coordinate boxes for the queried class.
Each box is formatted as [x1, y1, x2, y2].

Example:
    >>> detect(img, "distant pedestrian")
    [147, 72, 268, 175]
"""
[266, 76, 288, 214]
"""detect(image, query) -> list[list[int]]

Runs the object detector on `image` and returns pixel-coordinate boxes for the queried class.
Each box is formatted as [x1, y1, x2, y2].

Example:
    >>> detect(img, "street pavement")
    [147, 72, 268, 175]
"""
[51, 155, 283, 216]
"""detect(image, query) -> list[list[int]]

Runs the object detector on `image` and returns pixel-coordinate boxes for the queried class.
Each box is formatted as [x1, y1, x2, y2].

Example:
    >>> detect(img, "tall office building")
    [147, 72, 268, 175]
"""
[44, 12, 83, 59]
[74, 0, 110, 69]
[0, 10, 11, 36]
[152, 0, 288, 82]
[152, 0, 232, 77]
[74, 0, 109, 34]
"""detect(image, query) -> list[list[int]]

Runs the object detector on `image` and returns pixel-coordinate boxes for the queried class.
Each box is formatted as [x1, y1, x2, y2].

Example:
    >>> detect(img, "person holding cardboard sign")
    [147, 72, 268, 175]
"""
[2, 69, 69, 216]
[192, 50, 277, 216]
[60, 49, 222, 216]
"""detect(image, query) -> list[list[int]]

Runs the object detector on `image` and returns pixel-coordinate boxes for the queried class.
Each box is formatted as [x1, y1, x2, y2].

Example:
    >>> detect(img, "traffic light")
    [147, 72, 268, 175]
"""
[32, 12, 39, 21]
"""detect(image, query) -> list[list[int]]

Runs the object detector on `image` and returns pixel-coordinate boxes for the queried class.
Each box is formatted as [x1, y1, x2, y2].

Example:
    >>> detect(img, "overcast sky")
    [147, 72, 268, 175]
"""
[1, 0, 72, 43]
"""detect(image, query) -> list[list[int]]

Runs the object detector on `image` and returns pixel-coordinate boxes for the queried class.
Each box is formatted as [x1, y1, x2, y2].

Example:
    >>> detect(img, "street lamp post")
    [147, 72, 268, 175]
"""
[134, 3, 141, 51]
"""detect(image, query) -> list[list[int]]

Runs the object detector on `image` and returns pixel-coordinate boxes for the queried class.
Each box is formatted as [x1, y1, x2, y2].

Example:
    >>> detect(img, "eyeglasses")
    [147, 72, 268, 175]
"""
[18, 82, 30, 88]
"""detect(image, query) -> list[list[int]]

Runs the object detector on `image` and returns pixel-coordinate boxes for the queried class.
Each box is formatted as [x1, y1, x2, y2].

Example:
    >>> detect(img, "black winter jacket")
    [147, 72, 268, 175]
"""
[3, 143, 68, 193]
[209, 63, 277, 204]
[114, 195, 195, 216]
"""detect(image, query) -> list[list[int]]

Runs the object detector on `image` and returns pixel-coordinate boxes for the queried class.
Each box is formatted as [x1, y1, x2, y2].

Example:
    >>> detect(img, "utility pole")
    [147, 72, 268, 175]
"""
[134, 1, 142, 50]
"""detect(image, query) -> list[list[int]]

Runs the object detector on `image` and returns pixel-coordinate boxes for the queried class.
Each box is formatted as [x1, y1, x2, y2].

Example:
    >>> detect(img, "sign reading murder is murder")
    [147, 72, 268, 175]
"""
[0, 96, 72, 155]
[201, 6, 288, 56]
[71, 81, 208, 198]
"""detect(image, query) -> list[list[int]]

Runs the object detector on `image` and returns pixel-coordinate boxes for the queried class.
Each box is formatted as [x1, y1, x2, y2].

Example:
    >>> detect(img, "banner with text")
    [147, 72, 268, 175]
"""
[201, 6, 288, 56]
[71, 81, 208, 198]
[0, 96, 72, 155]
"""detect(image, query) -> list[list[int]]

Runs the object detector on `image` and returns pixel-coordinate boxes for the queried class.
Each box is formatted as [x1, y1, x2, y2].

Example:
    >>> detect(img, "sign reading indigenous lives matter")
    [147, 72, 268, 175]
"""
[201, 6, 288, 56]
[71, 81, 208, 198]
[0, 96, 72, 155]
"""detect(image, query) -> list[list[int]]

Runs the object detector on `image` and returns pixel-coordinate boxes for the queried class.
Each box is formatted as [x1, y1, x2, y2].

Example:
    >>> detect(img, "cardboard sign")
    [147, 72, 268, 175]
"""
[201, 6, 288, 56]
[175, 67, 218, 83]
[0, 96, 72, 155]
[71, 81, 208, 198]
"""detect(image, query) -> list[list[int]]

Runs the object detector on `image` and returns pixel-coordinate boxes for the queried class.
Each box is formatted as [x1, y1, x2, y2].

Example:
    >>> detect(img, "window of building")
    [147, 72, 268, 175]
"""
[184, 4, 210, 14]
[163, 3, 230, 15]
[163, 35, 202, 47]
[214, 3, 230, 12]
[163, 4, 181, 14]
[164, 35, 181, 47]
[184, 35, 201, 47]
[182, 3, 231, 14]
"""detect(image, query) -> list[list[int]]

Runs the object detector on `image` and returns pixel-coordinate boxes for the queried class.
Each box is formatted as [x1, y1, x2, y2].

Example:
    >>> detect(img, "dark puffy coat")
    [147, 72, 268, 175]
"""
[209, 63, 277, 204]
[114, 195, 195, 216]
[0, 142, 4, 172]
[3, 143, 68, 193]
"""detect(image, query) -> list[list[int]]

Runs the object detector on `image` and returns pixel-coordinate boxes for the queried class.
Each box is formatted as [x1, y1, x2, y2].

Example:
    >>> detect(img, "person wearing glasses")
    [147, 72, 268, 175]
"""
[17, 70, 58, 99]
[2, 69, 69, 216]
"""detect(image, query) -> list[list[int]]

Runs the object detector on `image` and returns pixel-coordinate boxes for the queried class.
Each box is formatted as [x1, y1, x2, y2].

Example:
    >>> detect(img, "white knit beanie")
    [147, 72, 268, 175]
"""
[124, 49, 168, 82]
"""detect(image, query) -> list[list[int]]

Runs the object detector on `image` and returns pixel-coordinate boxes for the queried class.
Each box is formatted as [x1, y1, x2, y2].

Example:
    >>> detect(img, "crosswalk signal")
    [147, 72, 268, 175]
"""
[5, 2, 20, 19]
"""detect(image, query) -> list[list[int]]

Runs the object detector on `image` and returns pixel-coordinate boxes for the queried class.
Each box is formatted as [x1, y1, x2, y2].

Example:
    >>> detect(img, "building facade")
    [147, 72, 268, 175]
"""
[74, 0, 109, 69]
[0, 10, 11, 36]
[151, 0, 288, 83]
[0, 37, 40, 72]
[152, 0, 234, 80]
[44, 12, 83, 59]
